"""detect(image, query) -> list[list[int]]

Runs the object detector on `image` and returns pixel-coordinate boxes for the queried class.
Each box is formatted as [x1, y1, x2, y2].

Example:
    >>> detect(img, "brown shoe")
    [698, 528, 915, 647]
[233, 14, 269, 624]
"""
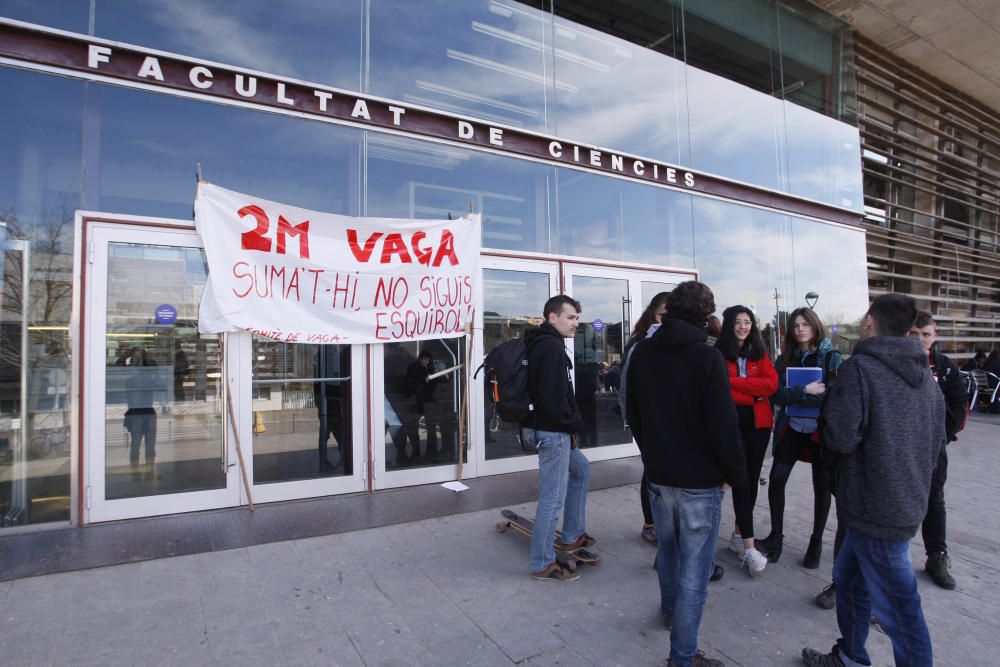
[556, 533, 597, 552]
[531, 561, 580, 582]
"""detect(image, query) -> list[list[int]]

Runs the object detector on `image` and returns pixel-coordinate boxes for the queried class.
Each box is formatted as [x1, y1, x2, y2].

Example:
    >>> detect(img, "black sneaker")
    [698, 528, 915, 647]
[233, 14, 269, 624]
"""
[801, 645, 845, 667]
[815, 582, 836, 610]
[926, 552, 956, 589]
[667, 650, 724, 666]
[710, 564, 725, 582]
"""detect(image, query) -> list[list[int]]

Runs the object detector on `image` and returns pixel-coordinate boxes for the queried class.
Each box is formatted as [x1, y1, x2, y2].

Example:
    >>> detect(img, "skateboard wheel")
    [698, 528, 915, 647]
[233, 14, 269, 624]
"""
[496, 522, 508, 533]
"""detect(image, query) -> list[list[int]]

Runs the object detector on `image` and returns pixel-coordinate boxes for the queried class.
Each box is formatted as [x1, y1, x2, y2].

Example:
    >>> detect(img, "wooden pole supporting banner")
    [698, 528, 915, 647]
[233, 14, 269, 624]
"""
[456, 310, 473, 481]
[221, 334, 254, 510]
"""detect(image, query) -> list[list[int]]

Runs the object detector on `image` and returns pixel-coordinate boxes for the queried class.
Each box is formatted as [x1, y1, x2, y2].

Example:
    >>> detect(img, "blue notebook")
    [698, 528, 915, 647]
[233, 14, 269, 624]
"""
[785, 367, 822, 417]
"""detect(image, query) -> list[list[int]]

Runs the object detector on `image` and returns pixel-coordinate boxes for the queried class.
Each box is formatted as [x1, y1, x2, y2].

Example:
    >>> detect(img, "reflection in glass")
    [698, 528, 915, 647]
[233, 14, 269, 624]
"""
[364, 133, 555, 253]
[0, 0, 89, 31]
[483, 269, 550, 460]
[692, 199, 793, 357]
[687, 66, 784, 192]
[556, 169, 694, 267]
[641, 281, 677, 309]
[784, 101, 863, 210]
[368, 0, 554, 131]
[104, 243, 225, 499]
[384, 338, 465, 469]
[790, 218, 869, 355]
[552, 13, 689, 165]
[88, 83, 361, 220]
[0, 68, 83, 526]
[251, 341, 352, 483]
[94, 0, 364, 91]
[570, 276, 628, 448]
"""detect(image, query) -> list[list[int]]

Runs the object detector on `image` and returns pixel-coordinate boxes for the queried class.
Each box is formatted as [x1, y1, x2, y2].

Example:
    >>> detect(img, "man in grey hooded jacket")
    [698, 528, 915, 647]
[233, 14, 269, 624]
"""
[802, 293, 945, 667]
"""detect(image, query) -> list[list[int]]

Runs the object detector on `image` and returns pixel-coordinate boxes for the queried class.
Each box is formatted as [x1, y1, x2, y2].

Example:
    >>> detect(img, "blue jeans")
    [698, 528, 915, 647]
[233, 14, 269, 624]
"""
[524, 428, 590, 572]
[833, 526, 933, 667]
[648, 483, 723, 667]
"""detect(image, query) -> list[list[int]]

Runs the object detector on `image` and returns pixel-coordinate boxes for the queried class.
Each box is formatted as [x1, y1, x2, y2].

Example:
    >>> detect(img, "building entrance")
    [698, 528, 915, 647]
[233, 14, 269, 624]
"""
[468, 255, 694, 480]
[80, 217, 694, 520]
[82, 222, 240, 522]
[81, 219, 366, 522]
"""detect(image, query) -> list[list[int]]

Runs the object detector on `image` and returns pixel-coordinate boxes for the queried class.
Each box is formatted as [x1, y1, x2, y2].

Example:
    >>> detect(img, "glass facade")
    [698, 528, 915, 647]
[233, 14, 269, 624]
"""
[0, 0, 870, 526]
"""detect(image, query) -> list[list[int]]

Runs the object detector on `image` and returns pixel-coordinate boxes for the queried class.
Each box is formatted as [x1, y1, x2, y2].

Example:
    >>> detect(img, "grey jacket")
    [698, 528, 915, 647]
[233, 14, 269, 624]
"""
[823, 335, 946, 542]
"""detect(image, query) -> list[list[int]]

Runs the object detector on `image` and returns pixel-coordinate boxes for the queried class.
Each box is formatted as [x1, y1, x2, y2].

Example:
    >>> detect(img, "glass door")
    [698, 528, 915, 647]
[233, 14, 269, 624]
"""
[372, 335, 469, 488]
[84, 224, 240, 522]
[475, 256, 559, 476]
[242, 334, 365, 503]
[563, 264, 688, 463]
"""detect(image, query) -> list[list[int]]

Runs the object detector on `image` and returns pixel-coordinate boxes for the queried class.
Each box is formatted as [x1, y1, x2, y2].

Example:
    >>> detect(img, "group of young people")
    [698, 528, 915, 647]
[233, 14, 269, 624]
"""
[518, 283, 963, 667]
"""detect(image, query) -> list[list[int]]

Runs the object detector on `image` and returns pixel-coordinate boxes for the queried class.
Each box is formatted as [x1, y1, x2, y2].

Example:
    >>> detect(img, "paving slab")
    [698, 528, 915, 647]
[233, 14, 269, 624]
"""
[0, 416, 997, 665]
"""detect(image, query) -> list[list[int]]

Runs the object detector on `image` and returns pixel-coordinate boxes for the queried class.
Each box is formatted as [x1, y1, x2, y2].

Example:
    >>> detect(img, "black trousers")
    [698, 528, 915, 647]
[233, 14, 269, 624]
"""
[731, 425, 772, 539]
[921, 445, 948, 556]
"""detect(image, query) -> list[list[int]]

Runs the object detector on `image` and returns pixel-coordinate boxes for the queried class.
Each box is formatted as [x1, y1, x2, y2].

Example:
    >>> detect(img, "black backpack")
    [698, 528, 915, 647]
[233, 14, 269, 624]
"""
[475, 338, 533, 424]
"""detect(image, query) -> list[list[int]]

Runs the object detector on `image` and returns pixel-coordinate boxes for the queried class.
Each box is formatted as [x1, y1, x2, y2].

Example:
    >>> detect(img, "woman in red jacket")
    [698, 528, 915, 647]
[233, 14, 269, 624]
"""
[716, 305, 778, 576]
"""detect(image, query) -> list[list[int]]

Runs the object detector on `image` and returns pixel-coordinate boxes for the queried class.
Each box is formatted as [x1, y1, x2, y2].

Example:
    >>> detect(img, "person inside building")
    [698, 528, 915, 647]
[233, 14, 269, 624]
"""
[985, 349, 1000, 378]
[122, 345, 161, 481]
[758, 307, 842, 569]
[405, 350, 450, 463]
[715, 305, 775, 578]
[961, 350, 986, 372]
[314, 345, 350, 474]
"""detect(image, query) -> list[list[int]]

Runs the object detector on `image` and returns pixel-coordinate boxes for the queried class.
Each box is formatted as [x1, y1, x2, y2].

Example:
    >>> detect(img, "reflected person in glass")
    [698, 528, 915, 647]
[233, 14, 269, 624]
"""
[758, 308, 842, 568]
[121, 346, 161, 481]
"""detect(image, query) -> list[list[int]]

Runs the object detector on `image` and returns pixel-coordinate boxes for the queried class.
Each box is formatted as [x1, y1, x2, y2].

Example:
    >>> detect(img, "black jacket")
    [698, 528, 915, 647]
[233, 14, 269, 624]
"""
[522, 323, 584, 434]
[625, 316, 745, 489]
[929, 347, 967, 442]
[823, 336, 946, 541]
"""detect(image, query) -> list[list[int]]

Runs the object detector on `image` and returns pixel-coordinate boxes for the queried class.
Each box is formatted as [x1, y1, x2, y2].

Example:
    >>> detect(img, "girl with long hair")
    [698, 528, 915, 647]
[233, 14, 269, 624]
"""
[715, 306, 776, 577]
[619, 292, 669, 544]
[757, 307, 842, 569]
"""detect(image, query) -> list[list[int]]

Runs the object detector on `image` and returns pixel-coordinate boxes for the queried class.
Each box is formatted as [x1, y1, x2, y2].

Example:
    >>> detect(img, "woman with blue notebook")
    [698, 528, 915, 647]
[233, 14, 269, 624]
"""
[757, 307, 842, 569]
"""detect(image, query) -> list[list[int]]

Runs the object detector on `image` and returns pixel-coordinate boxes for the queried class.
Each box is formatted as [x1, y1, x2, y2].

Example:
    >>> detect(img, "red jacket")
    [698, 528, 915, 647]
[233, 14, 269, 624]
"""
[726, 355, 778, 430]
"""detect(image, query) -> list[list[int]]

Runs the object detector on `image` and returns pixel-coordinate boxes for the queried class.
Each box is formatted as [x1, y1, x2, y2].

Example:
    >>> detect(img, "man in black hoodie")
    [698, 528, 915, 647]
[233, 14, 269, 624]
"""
[626, 281, 743, 667]
[522, 295, 591, 582]
[803, 294, 945, 667]
[909, 311, 967, 590]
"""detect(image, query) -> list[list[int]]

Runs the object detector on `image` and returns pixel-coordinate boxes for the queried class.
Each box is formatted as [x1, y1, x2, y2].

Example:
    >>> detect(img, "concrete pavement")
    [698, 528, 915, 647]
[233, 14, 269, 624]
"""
[1, 415, 998, 666]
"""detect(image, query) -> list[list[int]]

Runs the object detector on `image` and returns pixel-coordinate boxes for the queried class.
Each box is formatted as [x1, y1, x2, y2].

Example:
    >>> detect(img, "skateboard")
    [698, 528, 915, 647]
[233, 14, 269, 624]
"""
[495, 509, 601, 566]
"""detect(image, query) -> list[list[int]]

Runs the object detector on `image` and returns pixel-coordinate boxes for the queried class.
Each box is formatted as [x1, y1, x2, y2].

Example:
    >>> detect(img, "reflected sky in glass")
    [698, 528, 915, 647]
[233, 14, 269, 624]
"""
[368, 0, 554, 131]
[87, 84, 361, 219]
[1, 0, 89, 31]
[551, 15, 689, 165]
[93, 0, 363, 91]
[687, 66, 784, 193]
[784, 101, 863, 211]
[790, 218, 869, 329]
[364, 133, 555, 252]
[692, 198, 792, 327]
[557, 169, 694, 267]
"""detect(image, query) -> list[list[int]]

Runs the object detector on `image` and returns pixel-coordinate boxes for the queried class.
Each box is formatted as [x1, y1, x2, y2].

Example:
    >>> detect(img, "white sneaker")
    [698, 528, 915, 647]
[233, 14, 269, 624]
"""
[742, 547, 767, 578]
[729, 530, 745, 555]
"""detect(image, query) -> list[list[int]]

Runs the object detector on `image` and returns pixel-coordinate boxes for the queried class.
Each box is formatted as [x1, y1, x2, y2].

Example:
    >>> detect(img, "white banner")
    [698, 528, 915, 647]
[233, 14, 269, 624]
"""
[195, 182, 481, 344]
